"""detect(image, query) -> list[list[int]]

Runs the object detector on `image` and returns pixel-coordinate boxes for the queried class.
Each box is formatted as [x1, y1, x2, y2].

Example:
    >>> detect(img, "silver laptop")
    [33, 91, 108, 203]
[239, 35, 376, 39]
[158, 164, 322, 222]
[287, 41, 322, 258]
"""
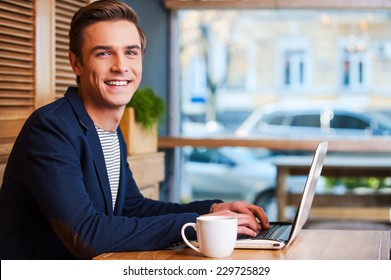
[235, 141, 328, 249]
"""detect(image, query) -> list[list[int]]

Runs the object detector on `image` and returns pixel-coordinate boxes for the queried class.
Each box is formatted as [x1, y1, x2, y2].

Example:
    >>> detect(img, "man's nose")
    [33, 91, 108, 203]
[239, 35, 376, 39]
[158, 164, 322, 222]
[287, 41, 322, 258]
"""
[111, 55, 129, 73]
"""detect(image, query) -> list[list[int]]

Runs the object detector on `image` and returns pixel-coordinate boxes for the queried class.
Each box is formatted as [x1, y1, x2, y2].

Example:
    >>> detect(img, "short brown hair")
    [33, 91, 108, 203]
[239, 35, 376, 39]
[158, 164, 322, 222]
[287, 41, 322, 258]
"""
[69, 0, 146, 62]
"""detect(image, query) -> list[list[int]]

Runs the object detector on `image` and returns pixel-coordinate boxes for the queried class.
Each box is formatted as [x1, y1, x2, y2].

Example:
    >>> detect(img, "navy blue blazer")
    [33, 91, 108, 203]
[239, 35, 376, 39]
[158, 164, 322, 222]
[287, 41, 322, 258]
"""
[0, 87, 219, 259]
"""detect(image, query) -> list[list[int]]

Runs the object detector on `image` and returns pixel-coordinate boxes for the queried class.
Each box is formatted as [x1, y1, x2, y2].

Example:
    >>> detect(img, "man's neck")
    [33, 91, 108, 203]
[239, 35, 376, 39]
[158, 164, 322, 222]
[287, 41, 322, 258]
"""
[87, 106, 124, 132]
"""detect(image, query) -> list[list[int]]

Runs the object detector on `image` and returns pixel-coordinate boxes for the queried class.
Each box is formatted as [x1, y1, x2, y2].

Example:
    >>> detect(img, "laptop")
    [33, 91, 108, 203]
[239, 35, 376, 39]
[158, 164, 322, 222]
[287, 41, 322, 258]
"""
[235, 141, 328, 249]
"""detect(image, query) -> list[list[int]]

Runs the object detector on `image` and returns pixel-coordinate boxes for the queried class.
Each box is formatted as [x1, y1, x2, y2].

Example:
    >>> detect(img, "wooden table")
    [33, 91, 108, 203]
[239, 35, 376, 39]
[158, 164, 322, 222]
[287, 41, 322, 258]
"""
[94, 229, 390, 260]
[273, 155, 391, 221]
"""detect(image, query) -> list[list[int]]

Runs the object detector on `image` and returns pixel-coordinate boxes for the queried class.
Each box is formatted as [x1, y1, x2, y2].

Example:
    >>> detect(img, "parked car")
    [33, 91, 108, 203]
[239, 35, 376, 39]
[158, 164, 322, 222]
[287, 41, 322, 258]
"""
[182, 146, 322, 220]
[235, 101, 391, 138]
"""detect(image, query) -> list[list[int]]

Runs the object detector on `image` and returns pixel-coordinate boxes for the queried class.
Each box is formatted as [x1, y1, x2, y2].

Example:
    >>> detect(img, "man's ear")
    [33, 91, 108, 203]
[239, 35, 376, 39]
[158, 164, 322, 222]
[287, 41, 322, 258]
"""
[69, 51, 82, 76]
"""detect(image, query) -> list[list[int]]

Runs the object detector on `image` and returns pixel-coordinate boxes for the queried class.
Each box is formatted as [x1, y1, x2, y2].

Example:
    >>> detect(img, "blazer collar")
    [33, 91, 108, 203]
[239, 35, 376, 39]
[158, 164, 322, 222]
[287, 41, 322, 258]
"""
[64, 87, 94, 131]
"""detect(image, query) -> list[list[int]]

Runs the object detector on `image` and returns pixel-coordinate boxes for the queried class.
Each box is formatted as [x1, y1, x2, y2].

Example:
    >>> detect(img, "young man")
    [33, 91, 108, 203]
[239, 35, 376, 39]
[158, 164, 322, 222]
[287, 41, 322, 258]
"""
[0, 0, 269, 259]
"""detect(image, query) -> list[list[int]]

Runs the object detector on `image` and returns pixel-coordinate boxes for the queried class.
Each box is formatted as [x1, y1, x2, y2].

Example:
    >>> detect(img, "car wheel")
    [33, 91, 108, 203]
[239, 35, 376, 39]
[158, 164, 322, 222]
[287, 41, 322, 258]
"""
[254, 188, 277, 221]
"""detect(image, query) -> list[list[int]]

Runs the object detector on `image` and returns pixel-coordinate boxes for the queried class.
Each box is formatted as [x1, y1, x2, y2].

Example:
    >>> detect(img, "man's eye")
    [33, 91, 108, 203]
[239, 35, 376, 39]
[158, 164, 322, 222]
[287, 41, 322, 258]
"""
[97, 51, 110, 57]
[127, 50, 137, 56]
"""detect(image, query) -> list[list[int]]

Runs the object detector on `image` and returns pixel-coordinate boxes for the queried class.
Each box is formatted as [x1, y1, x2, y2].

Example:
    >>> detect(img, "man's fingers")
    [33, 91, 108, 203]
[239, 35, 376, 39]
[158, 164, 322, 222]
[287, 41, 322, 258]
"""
[237, 225, 257, 237]
[229, 201, 270, 229]
[235, 213, 262, 234]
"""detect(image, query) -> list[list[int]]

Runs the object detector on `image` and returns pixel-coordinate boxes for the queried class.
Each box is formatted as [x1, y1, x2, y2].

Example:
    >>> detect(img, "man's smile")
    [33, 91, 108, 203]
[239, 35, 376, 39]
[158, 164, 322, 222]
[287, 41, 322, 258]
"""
[105, 80, 130, 86]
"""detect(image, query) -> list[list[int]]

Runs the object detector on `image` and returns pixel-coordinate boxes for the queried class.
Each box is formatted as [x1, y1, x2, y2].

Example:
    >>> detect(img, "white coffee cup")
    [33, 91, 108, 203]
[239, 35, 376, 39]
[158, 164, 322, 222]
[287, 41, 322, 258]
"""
[181, 216, 237, 258]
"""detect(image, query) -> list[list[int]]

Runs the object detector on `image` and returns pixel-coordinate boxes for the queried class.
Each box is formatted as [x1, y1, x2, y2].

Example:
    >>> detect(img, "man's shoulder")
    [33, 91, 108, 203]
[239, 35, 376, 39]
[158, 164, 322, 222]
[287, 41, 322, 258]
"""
[31, 96, 72, 124]
[21, 87, 93, 138]
[23, 89, 83, 133]
[32, 87, 84, 122]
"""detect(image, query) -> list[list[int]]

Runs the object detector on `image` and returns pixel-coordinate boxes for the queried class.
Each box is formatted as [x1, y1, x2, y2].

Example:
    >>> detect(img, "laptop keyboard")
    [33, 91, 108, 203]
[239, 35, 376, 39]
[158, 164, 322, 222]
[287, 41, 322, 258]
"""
[237, 224, 292, 241]
[255, 224, 290, 240]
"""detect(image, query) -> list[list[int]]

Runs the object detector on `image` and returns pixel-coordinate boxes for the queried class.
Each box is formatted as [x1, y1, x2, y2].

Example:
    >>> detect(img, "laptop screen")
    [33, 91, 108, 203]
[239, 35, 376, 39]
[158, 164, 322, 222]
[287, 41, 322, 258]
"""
[286, 141, 328, 246]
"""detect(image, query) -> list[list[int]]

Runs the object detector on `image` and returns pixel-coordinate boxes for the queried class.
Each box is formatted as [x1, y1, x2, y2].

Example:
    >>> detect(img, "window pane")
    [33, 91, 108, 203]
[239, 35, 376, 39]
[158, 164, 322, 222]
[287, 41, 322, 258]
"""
[291, 114, 321, 128]
[331, 115, 369, 130]
[177, 9, 391, 137]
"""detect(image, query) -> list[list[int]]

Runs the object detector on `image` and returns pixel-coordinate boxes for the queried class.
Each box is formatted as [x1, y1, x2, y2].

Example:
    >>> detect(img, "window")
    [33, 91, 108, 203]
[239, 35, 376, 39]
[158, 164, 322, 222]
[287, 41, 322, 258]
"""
[166, 1, 391, 204]
[176, 9, 391, 137]
[278, 37, 310, 91]
[341, 42, 369, 91]
[331, 114, 369, 130]
[263, 113, 285, 126]
[291, 114, 321, 127]
[284, 50, 306, 87]
[187, 148, 234, 165]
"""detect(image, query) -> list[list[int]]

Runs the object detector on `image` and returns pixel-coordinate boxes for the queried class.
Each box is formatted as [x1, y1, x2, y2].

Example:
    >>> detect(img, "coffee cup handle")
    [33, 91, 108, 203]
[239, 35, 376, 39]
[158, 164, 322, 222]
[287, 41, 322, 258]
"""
[181, 222, 201, 253]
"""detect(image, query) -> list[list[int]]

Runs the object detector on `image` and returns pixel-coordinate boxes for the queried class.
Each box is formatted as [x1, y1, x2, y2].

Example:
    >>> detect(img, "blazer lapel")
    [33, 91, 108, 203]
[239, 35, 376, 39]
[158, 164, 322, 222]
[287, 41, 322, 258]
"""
[65, 87, 113, 214]
[113, 128, 127, 215]
[86, 128, 113, 214]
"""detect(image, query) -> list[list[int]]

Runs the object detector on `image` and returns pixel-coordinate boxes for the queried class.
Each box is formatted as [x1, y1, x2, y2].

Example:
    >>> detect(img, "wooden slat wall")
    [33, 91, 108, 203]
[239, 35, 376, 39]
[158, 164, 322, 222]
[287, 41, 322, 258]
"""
[0, 0, 35, 113]
[55, 0, 88, 99]
[0, 0, 89, 165]
[0, 0, 35, 163]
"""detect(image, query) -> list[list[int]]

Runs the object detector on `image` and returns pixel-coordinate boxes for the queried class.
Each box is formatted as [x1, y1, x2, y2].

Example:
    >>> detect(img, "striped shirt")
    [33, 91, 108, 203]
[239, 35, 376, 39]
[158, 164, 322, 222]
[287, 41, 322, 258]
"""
[95, 127, 121, 210]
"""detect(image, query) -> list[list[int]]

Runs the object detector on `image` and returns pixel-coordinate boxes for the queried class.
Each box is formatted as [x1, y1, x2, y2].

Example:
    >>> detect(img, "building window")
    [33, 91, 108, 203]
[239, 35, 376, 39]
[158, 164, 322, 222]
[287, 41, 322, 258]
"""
[341, 42, 369, 91]
[283, 49, 308, 89]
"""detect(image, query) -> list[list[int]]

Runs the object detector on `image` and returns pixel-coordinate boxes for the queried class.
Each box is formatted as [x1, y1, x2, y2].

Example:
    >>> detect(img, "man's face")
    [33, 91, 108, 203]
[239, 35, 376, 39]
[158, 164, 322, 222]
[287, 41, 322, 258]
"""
[70, 20, 143, 112]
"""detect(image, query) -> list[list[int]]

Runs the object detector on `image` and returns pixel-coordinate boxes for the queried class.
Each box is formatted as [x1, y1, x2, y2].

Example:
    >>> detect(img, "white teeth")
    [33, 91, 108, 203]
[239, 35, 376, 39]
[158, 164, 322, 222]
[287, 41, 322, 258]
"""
[106, 80, 128, 86]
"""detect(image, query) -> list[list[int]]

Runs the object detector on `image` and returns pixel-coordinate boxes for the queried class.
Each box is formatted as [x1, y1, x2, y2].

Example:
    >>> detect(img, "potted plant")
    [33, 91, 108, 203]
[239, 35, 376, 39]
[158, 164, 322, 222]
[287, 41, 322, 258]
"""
[120, 87, 165, 155]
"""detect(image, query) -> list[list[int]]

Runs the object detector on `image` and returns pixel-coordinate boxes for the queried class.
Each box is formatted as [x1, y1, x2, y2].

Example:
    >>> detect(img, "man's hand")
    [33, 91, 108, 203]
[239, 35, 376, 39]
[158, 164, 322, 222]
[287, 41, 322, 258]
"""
[208, 201, 270, 237]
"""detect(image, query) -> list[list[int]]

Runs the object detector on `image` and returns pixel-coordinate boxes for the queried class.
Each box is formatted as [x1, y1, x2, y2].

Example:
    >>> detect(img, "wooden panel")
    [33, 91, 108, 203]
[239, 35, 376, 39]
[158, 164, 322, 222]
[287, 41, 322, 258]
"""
[159, 137, 391, 153]
[0, 162, 6, 186]
[139, 184, 160, 200]
[127, 153, 165, 200]
[165, 0, 389, 9]
[0, 107, 32, 120]
[0, 119, 24, 138]
[127, 152, 165, 187]
[310, 207, 391, 222]
[120, 108, 158, 156]
[0, 142, 12, 158]
[289, 193, 391, 207]
[35, 0, 55, 109]
[277, 0, 385, 8]
[165, 0, 276, 9]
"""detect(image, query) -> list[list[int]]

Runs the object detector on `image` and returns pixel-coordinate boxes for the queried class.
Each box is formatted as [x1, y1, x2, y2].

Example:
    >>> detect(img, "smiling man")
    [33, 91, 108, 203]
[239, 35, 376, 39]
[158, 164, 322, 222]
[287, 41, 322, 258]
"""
[0, 0, 268, 260]
[69, 19, 143, 132]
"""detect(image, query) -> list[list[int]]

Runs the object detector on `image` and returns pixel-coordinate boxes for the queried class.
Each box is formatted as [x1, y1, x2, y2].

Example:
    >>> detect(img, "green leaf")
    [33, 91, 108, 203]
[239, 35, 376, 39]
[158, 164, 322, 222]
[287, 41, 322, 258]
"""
[126, 87, 165, 130]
